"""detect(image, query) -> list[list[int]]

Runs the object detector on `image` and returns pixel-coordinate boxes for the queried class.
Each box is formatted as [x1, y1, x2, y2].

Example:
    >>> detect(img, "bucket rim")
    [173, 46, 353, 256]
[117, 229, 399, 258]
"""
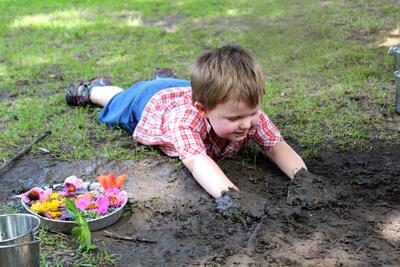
[0, 237, 40, 249]
[0, 213, 41, 243]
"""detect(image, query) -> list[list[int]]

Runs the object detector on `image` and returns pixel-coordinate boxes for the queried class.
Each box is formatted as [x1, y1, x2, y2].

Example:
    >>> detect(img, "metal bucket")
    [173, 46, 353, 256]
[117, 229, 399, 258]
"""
[395, 71, 400, 114]
[0, 214, 41, 267]
[388, 45, 400, 71]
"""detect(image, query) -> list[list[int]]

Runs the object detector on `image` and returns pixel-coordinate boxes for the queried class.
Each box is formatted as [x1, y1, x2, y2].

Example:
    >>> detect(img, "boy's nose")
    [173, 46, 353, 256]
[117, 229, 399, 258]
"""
[239, 119, 251, 130]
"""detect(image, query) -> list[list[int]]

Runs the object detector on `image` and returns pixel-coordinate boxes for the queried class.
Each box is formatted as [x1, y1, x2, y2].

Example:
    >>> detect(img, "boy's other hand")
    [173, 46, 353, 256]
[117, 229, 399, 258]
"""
[265, 141, 307, 179]
[286, 169, 334, 209]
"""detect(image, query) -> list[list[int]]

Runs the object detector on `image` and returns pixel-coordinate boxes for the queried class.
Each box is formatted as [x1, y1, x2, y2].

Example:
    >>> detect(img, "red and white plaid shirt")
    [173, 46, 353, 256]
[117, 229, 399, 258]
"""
[133, 86, 283, 160]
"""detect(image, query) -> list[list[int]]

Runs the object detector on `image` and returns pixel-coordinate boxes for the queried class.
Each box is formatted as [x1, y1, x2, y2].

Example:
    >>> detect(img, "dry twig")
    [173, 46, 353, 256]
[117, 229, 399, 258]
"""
[0, 130, 51, 172]
[103, 230, 158, 244]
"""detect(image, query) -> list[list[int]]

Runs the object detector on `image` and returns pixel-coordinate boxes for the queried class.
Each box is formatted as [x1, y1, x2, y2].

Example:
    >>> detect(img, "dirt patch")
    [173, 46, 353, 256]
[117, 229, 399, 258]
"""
[1, 143, 399, 266]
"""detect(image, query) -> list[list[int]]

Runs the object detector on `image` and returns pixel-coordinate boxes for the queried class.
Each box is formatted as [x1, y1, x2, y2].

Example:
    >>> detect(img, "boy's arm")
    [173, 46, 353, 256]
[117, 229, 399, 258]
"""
[265, 140, 307, 179]
[182, 154, 238, 198]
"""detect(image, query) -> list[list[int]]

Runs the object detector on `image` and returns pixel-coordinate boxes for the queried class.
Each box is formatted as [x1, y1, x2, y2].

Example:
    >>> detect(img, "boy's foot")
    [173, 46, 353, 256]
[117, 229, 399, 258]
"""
[152, 68, 177, 80]
[65, 77, 113, 106]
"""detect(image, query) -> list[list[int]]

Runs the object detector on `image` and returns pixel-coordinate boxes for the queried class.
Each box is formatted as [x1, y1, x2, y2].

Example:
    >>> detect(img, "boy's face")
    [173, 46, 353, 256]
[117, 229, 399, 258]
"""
[202, 99, 260, 142]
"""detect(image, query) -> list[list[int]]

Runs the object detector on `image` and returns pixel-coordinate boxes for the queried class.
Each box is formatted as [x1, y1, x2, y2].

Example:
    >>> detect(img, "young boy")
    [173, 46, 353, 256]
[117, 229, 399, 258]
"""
[65, 44, 307, 198]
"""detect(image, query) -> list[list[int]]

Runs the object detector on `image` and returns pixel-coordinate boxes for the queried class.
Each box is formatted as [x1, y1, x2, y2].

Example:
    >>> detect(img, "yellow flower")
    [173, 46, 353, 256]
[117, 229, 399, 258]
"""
[30, 202, 45, 214]
[50, 192, 60, 199]
[47, 211, 62, 219]
[30, 199, 62, 214]
[46, 199, 62, 212]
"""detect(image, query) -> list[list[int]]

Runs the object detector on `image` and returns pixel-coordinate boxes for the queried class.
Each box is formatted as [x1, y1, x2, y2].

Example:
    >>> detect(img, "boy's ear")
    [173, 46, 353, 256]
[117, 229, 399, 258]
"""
[194, 101, 208, 119]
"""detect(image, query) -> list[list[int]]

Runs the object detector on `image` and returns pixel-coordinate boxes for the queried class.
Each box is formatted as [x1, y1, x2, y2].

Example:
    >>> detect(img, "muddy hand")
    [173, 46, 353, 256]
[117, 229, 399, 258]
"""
[287, 169, 333, 209]
[216, 190, 266, 220]
[215, 190, 241, 217]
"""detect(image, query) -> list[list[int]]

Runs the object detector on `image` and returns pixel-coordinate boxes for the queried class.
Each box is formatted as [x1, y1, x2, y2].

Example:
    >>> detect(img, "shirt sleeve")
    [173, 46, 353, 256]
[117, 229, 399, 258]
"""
[168, 107, 208, 160]
[251, 111, 284, 151]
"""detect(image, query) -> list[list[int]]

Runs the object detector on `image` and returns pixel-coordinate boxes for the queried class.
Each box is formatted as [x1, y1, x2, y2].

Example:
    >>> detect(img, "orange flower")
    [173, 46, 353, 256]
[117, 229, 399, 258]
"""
[108, 195, 119, 206]
[97, 172, 126, 191]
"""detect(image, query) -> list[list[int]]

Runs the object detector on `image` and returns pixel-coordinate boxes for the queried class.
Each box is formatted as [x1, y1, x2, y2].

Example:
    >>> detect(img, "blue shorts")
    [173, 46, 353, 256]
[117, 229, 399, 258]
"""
[98, 78, 190, 133]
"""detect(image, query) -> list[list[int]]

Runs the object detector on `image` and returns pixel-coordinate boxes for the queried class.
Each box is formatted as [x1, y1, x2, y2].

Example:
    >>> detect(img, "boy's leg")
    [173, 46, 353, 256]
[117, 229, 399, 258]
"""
[65, 77, 121, 107]
[91, 68, 178, 106]
[90, 86, 123, 107]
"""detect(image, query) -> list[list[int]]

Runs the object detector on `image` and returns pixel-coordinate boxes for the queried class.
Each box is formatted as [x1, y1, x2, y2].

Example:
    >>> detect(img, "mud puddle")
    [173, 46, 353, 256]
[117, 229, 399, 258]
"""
[1, 143, 399, 266]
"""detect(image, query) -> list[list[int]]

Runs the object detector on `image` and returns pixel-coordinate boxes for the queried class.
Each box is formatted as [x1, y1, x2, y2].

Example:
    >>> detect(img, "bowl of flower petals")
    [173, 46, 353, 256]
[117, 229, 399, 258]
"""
[16, 172, 128, 233]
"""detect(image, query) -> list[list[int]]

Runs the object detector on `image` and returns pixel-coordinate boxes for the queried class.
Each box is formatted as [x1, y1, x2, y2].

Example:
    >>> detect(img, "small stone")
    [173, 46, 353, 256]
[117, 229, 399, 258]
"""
[38, 147, 50, 154]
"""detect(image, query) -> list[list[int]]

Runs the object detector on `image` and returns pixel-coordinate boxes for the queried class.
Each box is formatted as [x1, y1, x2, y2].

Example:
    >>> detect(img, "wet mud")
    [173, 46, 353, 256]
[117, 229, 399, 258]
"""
[1, 143, 399, 266]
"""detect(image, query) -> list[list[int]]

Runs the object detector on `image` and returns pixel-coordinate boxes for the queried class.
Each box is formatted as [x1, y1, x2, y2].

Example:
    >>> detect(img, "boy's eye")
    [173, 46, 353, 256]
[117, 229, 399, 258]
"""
[227, 117, 239, 121]
[226, 112, 258, 121]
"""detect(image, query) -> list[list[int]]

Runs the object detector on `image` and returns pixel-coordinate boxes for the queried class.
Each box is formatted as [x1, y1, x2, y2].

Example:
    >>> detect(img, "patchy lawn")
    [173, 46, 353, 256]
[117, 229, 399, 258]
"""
[0, 0, 399, 160]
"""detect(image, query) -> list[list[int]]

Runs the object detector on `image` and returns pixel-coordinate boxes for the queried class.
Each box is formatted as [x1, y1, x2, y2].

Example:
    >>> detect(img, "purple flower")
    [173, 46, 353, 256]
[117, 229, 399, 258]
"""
[59, 211, 69, 220]
[14, 187, 45, 204]
[94, 196, 109, 215]
[63, 175, 84, 195]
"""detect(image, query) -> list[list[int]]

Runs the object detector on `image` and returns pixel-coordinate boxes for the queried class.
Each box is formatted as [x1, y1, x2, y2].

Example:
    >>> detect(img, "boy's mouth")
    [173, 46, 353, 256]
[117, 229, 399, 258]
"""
[233, 131, 247, 136]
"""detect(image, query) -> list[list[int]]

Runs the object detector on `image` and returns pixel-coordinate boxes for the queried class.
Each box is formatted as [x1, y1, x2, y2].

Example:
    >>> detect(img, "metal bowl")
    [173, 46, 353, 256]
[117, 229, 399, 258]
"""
[21, 182, 128, 233]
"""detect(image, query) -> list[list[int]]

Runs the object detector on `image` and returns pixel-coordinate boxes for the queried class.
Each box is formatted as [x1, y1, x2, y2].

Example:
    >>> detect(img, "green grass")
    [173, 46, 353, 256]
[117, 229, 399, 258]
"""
[0, 0, 399, 161]
[39, 228, 117, 266]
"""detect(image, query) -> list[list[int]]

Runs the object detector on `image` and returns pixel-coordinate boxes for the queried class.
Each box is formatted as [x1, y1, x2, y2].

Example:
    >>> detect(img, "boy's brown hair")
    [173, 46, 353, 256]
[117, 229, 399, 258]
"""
[191, 44, 265, 110]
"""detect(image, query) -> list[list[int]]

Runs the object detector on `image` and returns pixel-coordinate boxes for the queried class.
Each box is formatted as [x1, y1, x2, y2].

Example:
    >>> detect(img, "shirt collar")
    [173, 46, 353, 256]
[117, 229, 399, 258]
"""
[204, 118, 212, 133]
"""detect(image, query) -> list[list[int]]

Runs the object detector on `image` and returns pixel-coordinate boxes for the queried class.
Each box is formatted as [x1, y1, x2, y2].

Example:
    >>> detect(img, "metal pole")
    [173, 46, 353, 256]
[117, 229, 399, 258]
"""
[395, 71, 400, 114]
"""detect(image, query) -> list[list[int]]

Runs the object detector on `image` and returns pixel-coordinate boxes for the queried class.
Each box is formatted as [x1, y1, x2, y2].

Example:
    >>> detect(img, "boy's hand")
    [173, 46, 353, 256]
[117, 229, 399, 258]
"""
[215, 191, 241, 215]
[287, 169, 334, 209]
[215, 190, 266, 221]
[265, 141, 307, 179]
[182, 154, 238, 198]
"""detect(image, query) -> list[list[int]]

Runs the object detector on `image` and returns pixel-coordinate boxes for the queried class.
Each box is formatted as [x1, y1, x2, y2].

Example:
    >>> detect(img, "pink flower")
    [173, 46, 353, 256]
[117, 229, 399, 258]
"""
[75, 197, 91, 211]
[105, 188, 127, 207]
[75, 196, 109, 215]
[14, 187, 46, 203]
[41, 188, 53, 200]
[63, 175, 84, 195]
[94, 196, 109, 215]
